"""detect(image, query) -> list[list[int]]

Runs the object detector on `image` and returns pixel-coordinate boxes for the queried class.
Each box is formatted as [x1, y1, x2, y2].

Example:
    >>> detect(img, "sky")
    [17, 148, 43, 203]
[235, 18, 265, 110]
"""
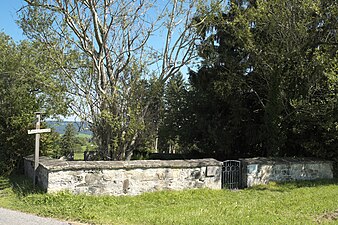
[0, 0, 26, 41]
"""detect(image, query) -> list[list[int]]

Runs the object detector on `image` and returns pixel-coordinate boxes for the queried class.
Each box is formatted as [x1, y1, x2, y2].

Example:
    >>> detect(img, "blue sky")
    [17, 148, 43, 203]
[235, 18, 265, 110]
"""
[0, 0, 26, 41]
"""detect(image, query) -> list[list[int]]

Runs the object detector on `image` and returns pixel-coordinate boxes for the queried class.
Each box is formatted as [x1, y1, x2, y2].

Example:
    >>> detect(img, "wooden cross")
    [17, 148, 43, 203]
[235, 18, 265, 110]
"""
[28, 112, 51, 186]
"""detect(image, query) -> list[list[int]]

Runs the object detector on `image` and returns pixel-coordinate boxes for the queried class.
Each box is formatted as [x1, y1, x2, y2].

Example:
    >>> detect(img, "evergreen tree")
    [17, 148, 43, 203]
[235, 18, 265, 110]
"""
[159, 73, 189, 153]
[40, 128, 61, 159]
[60, 123, 78, 159]
[184, 0, 338, 160]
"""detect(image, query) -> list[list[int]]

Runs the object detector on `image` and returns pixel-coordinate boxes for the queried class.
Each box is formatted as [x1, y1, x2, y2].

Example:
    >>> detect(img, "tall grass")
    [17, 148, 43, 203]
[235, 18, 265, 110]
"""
[0, 175, 337, 224]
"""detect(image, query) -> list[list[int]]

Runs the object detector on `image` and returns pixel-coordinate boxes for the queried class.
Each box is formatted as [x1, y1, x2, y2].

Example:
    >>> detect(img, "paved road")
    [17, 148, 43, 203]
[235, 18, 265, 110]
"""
[0, 207, 72, 225]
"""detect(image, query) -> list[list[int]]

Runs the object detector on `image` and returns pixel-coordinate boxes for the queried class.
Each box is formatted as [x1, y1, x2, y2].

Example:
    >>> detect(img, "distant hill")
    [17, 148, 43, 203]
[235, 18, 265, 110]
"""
[46, 121, 92, 136]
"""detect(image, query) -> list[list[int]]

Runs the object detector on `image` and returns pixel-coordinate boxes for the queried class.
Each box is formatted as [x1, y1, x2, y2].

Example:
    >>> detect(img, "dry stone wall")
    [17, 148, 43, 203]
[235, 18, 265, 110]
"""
[24, 156, 334, 194]
[242, 158, 333, 187]
[24, 157, 222, 196]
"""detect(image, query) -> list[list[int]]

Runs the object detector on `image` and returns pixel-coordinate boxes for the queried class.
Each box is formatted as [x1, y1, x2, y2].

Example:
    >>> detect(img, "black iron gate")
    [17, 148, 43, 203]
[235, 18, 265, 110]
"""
[222, 160, 242, 189]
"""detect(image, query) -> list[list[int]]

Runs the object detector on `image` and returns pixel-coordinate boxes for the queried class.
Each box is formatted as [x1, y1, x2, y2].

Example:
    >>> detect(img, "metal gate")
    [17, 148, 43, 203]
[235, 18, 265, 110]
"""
[222, 160, 242, 189]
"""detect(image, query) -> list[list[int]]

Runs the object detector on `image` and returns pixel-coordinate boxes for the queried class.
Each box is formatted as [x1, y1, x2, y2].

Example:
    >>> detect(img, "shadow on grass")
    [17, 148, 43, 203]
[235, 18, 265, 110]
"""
[7, 173, 45, 197]
[249, 178, 338, 192]
[0, 178, 11, 191]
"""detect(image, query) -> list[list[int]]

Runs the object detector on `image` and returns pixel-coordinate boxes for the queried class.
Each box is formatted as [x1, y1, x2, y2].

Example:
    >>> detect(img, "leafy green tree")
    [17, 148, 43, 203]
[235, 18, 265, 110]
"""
[0, 33, 68, 174]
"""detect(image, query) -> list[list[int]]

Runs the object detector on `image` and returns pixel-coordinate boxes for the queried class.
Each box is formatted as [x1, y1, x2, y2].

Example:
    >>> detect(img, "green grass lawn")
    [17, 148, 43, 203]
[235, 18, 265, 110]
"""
[74, 152, 84, 160]
[0, 175, 337, 225]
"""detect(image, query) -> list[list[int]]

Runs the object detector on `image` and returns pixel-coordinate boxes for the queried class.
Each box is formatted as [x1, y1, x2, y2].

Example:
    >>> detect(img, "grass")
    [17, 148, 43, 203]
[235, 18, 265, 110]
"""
[77, 133, 92, 139]
[0, 175, 337, 225]
[74, 152, 84, 160]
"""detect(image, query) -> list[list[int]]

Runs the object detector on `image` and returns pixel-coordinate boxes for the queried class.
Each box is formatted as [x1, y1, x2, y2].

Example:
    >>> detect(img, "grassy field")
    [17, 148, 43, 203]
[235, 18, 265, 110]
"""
[74, 152, 84, 160]
[74, 133, 95, 160]
[77, 133, 92, 139]
[0, 175, 337, 225]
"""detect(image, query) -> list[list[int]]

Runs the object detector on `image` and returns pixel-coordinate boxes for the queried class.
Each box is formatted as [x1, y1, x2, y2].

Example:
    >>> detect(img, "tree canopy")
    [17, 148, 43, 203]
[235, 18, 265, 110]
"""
[154, 0, 338, 160]
[1, 0, 336, 167]
[173, 0, 338, 160]
[0, 33, 68, 174]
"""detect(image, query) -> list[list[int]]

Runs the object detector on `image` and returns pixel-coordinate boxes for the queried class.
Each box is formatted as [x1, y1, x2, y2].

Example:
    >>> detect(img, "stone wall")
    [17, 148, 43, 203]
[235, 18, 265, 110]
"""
[241, 158, 334, 187]
[24, 156, 50, 188]
[24, 156, 333, 194]
[24, 157, 222, 196]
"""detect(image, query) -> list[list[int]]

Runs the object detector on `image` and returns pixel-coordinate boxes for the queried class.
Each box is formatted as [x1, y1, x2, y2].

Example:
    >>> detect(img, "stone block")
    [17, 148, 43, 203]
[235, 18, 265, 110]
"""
[206, 166, 219, 177]
[247, 164, 258, 174]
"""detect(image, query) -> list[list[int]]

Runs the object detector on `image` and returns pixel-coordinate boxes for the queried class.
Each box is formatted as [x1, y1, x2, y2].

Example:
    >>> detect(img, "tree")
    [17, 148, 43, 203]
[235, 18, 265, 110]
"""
[0, 33, 68, 174]
[19, 0, 202, 160]
[60, 123, 78, 159]
[40, 128, 62, 158]
[183, 0, 338, 159]
[159, 73, 189, 153]
[247, 0, 338, 158]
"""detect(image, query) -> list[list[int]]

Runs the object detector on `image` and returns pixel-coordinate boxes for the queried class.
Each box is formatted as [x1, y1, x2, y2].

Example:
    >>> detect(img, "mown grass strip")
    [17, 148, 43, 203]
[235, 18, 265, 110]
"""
[0, 175, 337, 225]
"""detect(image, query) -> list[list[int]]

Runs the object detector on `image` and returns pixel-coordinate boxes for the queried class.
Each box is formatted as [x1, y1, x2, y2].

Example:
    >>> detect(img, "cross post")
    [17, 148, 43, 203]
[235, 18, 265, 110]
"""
[28, 112, 51, 186]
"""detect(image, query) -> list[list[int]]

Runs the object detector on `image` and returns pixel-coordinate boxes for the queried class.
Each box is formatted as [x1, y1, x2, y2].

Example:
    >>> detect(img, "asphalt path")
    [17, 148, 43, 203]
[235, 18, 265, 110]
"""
[0, 207, 72, 225]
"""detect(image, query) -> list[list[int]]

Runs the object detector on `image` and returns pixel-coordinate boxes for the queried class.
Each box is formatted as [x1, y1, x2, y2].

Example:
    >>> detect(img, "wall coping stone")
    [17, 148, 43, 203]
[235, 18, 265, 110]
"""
[24, 156, 222, 172]
[241, 157, 333, 165]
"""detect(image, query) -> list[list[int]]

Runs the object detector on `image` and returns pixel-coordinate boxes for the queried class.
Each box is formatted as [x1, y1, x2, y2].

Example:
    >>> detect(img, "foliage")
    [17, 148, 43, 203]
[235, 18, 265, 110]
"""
[40, 128, 61, 159]
[60, 123, 78, 158]
[0, 175, 338, 224]
[0, 33, 68, 174]
[159, 73, 191, 153]
[181, 0, 338, 159]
